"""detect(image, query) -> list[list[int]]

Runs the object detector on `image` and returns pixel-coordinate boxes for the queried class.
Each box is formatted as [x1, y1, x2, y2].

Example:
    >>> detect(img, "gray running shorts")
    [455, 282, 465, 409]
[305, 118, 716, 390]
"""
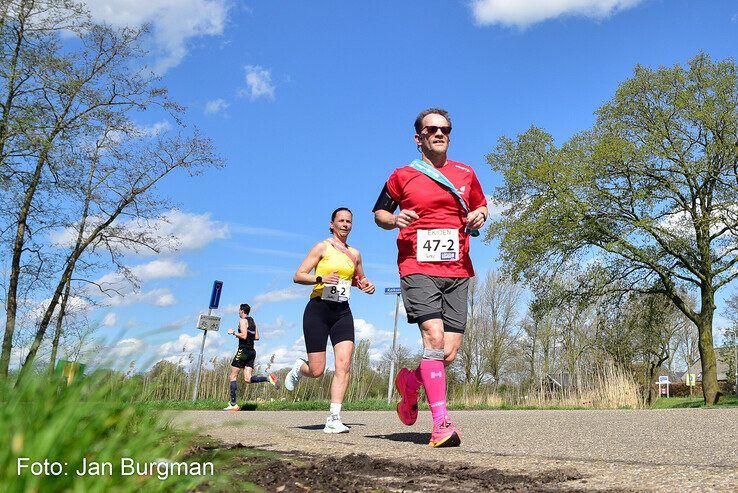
[400, 274, 469, 333]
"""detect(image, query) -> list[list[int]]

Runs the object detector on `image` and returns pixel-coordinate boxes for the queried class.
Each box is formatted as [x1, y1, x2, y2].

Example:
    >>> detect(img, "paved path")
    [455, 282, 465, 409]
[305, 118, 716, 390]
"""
[173, 408, 738, 491]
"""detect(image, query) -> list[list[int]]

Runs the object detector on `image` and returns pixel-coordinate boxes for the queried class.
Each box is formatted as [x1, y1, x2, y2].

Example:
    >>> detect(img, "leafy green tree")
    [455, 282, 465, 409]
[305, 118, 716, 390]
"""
[488, 54, 738, 405]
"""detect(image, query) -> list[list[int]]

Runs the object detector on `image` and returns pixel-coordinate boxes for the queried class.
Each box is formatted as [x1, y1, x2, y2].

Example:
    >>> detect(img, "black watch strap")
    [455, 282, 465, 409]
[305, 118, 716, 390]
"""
[315, 276, 322, 284]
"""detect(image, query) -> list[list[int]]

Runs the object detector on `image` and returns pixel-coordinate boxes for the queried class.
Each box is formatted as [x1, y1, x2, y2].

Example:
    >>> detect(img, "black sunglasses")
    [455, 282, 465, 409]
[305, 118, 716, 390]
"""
[421, 125, 452, 136]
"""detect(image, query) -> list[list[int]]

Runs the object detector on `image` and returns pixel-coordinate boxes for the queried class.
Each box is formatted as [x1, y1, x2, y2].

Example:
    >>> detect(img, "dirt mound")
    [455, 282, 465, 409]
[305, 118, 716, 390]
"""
[238, 450, 585, 492]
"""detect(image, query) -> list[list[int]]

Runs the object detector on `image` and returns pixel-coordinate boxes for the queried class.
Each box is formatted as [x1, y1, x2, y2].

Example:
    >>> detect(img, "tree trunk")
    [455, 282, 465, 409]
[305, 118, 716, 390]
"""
[697, 292, 720, 405]
[697, 320, 720, 405]
[48, 278, 72, 375]
[0, 151, 46, 377]
[16, 259, 75, 383]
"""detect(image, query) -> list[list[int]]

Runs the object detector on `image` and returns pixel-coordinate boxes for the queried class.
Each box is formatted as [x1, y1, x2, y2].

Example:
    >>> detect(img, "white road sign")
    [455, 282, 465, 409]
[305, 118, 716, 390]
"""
[196, 314, 221, 332]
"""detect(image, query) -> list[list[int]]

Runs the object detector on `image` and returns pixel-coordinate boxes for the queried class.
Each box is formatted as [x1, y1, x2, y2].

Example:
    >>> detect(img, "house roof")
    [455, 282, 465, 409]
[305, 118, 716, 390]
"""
[687, 352, 731, 381]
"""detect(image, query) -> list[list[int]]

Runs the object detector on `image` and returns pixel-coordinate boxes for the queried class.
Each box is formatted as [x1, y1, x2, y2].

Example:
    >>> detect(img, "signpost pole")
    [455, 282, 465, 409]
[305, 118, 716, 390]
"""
[192, 324, 208, 401]
[193, 281, 223, 401]
[385, 287, 401, 403]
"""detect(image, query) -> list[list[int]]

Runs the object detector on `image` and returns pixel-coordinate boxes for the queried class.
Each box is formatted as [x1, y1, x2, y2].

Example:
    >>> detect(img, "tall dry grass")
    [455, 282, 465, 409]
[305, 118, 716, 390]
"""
[139, 340, 385, 405]
[135, 345, 643, 409]
[521, 362, 644, 409]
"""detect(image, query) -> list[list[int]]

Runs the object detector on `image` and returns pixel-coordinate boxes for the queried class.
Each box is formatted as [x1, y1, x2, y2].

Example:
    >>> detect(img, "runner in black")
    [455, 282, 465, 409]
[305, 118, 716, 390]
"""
[223, 303, 279, 411]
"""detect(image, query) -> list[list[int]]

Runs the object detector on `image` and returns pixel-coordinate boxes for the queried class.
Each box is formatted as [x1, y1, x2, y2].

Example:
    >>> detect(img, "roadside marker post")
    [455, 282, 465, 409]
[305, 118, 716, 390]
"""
[658, 375, 670, 398]
[193, 280, 223, 401]
[686, 373, 696, 398]
[385, 287, 401, 403]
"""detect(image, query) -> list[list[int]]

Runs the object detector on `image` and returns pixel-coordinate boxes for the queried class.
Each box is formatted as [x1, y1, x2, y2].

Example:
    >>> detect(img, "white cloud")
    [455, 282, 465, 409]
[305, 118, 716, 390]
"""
[251, 286, 309, 310]
[86, 0, 230, 73]
[143, 210, 230, 253]
[109, 337, 147, 359]
[93, 259, 187, 303]
[157, 330, 221, 355]
[114, 210, 230, 255]
[105, 288, 177, 307]
[132, 259, 188, 281]
[50, 210, 229, 255]
[141, 120, 172, 136]
[28, 296, 91, 322]
[262, 336, 309, 369]
[156, 330, 226, 368]
[258, 315, 295, 338]
[387, 302, 407, 318]
[102, 312, 118, 327]
[219, 303, 241, 315]
[354, 318, 393, 343]
[153, 290, 176, 307]
[204, 98, 229, 114]
[471, 0, 643, 28]
[243, 65, 275, 101]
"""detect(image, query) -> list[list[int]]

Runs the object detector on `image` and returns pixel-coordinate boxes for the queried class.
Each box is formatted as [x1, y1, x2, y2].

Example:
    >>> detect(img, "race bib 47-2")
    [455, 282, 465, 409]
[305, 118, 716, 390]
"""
[416, 229, 459, 262]
[321, 279, 352, 302]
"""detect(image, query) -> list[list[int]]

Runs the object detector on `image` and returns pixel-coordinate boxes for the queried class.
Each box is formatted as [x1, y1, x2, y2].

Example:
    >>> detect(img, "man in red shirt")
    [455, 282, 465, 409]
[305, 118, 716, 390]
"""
[373, 108, 487, 448]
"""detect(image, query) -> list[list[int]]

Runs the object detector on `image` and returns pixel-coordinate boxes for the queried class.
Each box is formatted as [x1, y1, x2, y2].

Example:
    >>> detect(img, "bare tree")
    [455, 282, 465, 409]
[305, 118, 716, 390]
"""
[0, 0, 92, 376]
[480, 270, 523, 387]
[18, 128, 220, 381]
[458, 276, 489, 389]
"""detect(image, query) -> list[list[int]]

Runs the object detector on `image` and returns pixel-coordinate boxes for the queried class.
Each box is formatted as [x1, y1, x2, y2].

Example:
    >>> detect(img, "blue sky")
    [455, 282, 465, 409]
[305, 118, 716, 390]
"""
[55, 0, 738, 372]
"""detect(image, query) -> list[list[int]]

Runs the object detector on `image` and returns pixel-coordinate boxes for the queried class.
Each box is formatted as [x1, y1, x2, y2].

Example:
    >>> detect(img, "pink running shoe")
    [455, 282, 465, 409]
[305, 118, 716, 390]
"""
[429, 416, 461, 448]
[395, 368, 419, 426]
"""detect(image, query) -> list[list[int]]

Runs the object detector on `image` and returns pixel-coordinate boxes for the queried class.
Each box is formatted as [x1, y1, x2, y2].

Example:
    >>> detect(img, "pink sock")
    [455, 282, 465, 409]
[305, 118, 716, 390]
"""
[418, 359, 447, 425]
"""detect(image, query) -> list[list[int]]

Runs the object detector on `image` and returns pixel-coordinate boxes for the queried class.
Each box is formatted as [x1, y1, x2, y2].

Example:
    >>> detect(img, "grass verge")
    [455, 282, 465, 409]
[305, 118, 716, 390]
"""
[0, 373, 254, 492]
[649, 394, 738, 409]
[145, 398, 605, 412]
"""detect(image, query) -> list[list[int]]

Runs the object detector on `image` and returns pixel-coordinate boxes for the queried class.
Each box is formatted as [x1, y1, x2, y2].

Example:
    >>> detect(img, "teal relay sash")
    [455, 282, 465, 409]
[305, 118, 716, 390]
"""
[407, 159, 480, 237]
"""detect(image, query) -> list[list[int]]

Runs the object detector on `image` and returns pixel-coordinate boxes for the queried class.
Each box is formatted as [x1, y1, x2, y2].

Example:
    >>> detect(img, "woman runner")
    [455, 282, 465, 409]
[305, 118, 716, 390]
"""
[285, 207, 375, 433]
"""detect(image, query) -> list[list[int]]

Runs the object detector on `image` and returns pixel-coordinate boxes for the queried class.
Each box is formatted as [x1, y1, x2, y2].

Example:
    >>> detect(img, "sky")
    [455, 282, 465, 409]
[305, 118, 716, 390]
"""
[40, 0, 738, 373]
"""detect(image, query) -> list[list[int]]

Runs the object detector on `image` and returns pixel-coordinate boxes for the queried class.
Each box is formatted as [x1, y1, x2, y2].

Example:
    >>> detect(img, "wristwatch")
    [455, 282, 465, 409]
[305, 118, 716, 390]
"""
[315, 276, 322, 284]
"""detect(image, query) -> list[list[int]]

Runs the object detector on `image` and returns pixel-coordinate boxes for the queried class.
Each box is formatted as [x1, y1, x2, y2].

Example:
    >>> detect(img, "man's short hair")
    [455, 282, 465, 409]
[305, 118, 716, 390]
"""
[414, 108, 451, 134]
[240, 303, 251, 315]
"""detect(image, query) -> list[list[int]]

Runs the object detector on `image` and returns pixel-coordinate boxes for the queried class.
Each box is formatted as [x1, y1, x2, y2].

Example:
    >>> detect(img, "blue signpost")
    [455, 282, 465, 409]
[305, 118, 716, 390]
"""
[385, 287, 401, 403]
[194, 280, 224, 401]
[209, 280, 223, 309]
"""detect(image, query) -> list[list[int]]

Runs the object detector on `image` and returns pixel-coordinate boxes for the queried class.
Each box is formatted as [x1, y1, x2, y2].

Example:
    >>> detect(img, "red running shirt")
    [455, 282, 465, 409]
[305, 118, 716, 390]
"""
[383, 160, 486, 278]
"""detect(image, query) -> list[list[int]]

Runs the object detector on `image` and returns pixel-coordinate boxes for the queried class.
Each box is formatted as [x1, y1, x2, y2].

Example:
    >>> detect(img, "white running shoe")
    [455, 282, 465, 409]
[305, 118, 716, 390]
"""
[324, 415, 349, 434]
[284, 358, 305, 391]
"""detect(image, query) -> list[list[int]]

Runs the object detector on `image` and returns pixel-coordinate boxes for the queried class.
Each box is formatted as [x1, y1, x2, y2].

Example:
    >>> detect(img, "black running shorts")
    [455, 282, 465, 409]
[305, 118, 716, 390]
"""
[302, 297, 354, 353]
[231, 347, 256, 369]
[400, 274, 469, 333]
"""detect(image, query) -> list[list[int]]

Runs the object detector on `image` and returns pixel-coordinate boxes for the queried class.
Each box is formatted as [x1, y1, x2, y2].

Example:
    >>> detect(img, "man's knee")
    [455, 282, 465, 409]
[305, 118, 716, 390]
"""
[308, 366, 325, 378]
[420, 326, 445, 349]
[444, 348, 458, 365]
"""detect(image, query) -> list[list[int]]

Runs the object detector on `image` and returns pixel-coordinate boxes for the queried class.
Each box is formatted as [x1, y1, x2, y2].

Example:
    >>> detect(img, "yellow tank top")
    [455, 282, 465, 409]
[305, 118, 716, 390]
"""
[310, 240, 358, 299]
